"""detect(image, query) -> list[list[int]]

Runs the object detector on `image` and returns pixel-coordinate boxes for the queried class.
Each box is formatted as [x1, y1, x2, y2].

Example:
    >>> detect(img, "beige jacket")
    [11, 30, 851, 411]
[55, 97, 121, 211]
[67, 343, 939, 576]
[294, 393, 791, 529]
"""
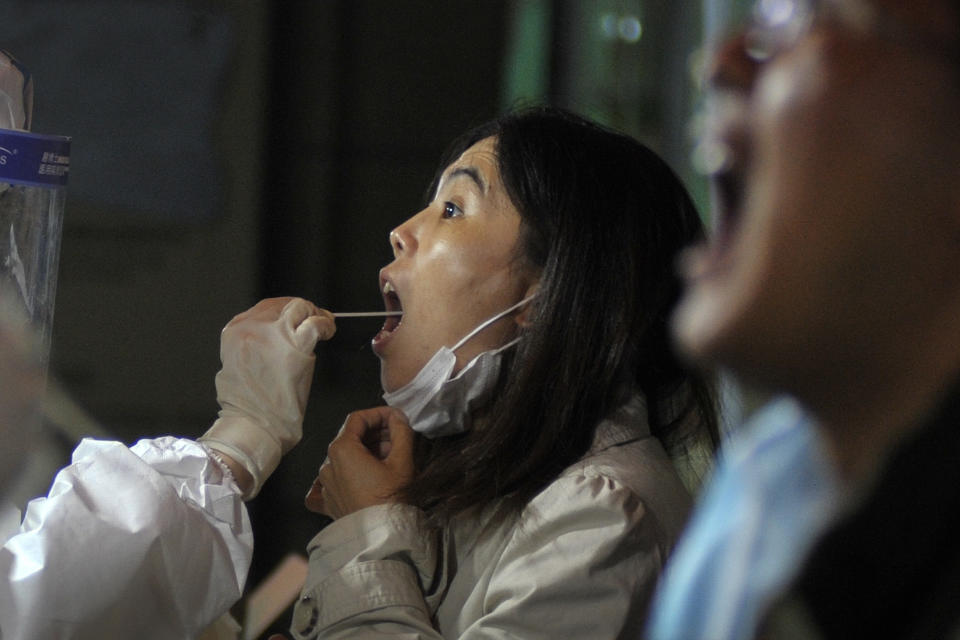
[291, 397, 692, 639]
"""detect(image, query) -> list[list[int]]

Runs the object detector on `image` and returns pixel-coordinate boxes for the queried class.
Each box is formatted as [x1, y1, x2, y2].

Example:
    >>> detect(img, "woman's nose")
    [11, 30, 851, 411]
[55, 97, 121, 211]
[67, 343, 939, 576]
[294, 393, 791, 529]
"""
[389, 224, 413, 258]
[390, 208, 426, 257]
[707, 32, 760, 92]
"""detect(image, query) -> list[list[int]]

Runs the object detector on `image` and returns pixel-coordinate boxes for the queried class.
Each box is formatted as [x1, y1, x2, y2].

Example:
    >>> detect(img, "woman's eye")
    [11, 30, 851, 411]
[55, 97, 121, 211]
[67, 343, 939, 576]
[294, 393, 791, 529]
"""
[441, 202, 463, 219]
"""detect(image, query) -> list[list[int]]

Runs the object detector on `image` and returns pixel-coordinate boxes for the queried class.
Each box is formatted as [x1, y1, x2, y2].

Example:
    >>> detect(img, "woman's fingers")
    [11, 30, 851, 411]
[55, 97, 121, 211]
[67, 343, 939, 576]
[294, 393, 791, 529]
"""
[384, 411, 415, 479]
[310, 407, 415, 519]
[304, 475, 326, 514]
[327, 406, 408, 462]
[337, 406, 407, 443]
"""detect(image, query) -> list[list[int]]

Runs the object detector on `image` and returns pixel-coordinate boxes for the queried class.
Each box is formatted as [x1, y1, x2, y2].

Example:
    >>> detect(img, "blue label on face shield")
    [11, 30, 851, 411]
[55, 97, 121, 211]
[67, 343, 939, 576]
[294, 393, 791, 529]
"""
[0, 129, 71, 188]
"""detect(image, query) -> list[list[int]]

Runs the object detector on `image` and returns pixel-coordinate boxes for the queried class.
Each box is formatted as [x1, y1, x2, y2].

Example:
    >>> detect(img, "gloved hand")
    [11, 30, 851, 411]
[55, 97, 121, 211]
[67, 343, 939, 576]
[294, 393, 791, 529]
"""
[199, 297, 335, 499]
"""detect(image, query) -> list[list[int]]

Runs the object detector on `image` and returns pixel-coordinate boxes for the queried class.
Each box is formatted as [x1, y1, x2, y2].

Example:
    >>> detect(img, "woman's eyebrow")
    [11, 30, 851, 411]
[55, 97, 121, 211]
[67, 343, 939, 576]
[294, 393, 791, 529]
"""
[445, 166, 487, 194]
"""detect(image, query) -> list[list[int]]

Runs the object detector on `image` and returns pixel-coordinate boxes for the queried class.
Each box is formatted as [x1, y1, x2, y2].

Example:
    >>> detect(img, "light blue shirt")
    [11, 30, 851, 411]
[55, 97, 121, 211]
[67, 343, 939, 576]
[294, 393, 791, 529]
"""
[646, 398, 842, 640]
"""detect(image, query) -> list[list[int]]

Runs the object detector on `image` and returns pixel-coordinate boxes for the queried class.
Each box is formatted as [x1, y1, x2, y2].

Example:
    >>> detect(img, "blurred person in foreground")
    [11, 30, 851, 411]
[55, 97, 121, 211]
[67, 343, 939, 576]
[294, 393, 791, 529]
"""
[647, 0, 960, 638]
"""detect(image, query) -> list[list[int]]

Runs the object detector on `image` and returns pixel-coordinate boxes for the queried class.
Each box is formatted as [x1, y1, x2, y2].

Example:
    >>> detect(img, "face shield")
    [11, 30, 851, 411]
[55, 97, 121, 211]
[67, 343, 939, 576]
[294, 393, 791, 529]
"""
[0, 50, 70, 493]
[0, 49, 70, 368]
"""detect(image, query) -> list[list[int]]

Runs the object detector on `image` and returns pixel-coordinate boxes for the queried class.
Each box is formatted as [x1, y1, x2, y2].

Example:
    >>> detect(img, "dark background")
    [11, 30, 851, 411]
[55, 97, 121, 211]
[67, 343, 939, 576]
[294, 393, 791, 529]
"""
[0, 0, 712, 635]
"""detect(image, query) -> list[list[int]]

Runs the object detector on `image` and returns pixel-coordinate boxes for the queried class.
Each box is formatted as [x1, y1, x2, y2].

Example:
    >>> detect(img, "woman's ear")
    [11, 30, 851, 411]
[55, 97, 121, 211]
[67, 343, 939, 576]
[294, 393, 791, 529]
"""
[514, 281, 540, 328]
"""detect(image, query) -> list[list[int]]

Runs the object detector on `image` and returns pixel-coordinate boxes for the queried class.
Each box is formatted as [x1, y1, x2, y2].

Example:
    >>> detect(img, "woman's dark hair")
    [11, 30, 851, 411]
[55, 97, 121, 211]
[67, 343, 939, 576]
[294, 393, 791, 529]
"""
[402, 106, 719, 523]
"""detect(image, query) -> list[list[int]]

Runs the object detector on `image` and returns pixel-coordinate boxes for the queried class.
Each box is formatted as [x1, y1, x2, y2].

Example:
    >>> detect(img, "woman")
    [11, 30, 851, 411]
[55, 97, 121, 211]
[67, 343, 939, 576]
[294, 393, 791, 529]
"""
[292, 107, 718, 639]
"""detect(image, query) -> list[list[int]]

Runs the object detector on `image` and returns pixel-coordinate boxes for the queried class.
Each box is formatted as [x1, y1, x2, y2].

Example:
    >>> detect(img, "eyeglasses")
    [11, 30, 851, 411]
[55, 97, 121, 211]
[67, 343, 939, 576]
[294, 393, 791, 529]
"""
[745, 0, 960, 62]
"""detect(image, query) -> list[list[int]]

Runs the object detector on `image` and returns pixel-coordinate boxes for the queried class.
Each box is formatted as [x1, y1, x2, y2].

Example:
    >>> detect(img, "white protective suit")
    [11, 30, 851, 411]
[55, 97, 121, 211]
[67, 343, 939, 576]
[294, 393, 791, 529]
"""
[0, 438, 249, 639]
[0, 297, 332, 640]
[291, 395, 693, 639]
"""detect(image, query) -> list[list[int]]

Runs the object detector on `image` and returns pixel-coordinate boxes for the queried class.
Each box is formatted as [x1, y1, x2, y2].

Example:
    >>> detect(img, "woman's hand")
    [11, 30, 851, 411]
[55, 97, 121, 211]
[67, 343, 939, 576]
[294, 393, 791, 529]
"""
[305, 406, 415, 519]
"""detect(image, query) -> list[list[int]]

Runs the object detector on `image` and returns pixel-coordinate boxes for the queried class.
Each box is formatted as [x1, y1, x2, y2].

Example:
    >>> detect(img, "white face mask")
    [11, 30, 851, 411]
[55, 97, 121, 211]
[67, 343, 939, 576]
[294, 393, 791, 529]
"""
[382, 294, 535, 437]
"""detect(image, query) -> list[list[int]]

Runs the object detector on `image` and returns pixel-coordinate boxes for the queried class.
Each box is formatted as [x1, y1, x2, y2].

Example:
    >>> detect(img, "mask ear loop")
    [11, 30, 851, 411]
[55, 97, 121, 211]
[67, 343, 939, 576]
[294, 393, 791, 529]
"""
[449, 292, 537, 353]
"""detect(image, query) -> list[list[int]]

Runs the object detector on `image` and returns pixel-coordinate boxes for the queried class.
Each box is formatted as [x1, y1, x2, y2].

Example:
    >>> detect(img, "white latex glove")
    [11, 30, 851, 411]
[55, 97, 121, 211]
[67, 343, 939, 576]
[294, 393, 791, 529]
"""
[200, 297, 335, 499]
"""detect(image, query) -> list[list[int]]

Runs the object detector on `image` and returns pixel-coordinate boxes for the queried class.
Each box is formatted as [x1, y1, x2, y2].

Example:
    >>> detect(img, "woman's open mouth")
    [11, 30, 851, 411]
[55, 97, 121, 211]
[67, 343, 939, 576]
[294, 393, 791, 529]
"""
[372, 279, 403, 350]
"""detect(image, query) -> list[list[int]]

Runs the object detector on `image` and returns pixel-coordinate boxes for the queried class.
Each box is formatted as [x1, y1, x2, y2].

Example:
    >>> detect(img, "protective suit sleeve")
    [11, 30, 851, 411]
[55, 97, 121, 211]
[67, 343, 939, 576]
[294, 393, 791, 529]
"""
[0, 436, 253, 640]
[200, 297, 335, 499]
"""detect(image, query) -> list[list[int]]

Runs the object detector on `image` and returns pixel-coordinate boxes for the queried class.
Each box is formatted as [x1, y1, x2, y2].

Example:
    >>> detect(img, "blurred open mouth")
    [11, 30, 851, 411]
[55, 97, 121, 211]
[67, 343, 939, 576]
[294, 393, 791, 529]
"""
[683, 91, 749, 282]
[712, 167, 745, 253]
[680, 161, 745, 284]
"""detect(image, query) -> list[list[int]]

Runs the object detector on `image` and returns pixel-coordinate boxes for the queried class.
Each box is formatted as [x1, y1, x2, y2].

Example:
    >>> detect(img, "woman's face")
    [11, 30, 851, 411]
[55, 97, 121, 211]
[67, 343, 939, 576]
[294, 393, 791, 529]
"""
[374, 136, 538, 392]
